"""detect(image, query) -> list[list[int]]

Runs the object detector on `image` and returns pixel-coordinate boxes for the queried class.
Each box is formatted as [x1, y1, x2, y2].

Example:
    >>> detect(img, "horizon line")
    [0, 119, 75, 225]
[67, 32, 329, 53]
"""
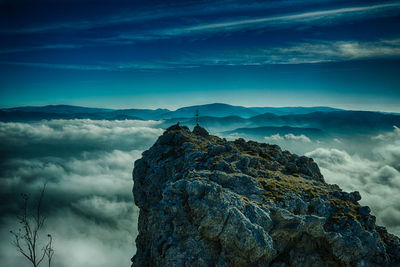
[2, 102, 400, 114]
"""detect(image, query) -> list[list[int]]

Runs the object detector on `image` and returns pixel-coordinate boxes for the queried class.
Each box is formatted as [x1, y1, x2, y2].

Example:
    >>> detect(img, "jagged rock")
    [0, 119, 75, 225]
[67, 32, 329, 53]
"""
[359, 206, 371, 216]
[193, 124, 210, 137]
[132, 124, 400, 267]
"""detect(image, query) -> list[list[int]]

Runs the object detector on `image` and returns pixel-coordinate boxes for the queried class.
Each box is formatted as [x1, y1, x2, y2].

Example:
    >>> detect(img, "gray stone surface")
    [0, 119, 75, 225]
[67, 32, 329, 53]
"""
[132, 123, 400, 266]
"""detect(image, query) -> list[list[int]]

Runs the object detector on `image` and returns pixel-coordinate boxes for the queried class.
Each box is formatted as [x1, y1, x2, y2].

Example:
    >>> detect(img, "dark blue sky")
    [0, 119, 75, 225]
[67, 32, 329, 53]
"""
[0, 0, 400, 111]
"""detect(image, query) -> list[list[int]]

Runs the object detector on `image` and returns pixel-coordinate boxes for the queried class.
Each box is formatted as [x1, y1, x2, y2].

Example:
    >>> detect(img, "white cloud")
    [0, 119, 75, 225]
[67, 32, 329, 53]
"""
[372, 125, 400, 142]
[190, 38, 400, 66]
[1, 149, 143, 199]
[72, 196, 133, 220]
[0, 119, 162, 267]
[276, 39, 400, 62]
[264, 134, 284, 142]
[284, 133, 311, 142]
[81, 3, 400, 52]
[264, 133, 311, 143]
[333, 138, 342, 143]
[6, 2, 398, 36]
[2, 118, 400, 267]
[2, 1, 399, 66]
[306, 126, 400, 236]
[0, 119, 163, 151]
[371, 126, 400, 171]
[3, 37, 400, 71]
[0, 1, 284, 34]
[173, 3, 400, 35]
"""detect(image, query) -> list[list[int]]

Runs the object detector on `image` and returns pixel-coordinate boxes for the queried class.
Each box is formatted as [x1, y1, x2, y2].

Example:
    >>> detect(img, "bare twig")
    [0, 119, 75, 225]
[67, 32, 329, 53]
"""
[10, 184, 54, 267]
[44, 234, 54, 267]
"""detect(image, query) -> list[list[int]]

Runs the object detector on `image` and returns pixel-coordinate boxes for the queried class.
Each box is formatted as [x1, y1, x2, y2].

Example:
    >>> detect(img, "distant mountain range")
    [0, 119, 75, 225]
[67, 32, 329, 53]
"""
[2, 105, 114, 114]
[0, 104, 169, 121]
[159, 110, 400, 135]
[0, 103, 342, 120]
[223, 126, 325, 138]
[1, 103, 399, 137]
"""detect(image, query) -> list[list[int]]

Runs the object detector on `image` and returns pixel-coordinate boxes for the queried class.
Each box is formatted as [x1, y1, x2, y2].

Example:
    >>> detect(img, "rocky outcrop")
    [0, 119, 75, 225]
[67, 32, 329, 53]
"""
[132, 124, 400, 266]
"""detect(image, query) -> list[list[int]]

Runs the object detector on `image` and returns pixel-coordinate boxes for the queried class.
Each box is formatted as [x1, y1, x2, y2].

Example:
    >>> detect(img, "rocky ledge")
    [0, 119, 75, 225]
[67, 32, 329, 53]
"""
[132, 124, 400, 266]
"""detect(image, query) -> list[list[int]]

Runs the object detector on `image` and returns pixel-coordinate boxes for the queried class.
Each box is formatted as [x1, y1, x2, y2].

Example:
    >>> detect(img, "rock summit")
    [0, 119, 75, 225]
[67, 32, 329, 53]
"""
[132, 124, 400, 266]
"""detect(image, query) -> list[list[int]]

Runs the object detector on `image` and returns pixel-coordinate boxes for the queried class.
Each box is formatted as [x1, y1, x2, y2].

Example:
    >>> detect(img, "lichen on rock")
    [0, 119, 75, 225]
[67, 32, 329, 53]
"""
[131, 123, 400, 267]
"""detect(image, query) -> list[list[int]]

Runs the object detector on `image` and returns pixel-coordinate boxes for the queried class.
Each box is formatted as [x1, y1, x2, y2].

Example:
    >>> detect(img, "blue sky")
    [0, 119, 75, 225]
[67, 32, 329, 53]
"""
[0, 0, 400, 111]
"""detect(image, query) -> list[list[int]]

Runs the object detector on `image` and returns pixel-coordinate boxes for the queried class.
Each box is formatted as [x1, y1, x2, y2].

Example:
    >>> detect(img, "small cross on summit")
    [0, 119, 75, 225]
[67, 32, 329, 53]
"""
[193, 109, 208, 136]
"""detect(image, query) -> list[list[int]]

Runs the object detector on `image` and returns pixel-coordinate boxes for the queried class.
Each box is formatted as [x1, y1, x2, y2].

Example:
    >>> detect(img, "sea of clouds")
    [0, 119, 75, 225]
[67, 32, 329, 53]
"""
[261, 126, 400, 237]
[306, 126, 400, 236]
[0, 119, 163, 267]
[0, 119, 399, 267]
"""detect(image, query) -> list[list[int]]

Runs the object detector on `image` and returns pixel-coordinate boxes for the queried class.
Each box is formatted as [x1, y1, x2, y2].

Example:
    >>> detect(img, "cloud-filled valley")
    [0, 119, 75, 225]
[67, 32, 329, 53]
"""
[0, 119, 163, 267]
[1, 115, 400, 266]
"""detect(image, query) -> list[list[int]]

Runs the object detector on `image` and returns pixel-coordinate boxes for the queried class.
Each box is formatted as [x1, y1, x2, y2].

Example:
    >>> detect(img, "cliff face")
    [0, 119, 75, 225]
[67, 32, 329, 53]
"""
[132, 124, 400, 266]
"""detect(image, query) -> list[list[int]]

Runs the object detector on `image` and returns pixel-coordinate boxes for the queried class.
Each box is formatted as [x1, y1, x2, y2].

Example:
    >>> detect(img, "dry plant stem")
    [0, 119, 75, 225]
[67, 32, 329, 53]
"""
[45, 234, 54, 267]
[10, 184, 53, 267]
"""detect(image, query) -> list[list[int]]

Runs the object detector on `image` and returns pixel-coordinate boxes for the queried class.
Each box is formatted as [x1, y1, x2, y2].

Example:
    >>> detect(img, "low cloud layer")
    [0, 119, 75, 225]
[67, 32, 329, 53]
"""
[306, 126, 400, 236]
[0, 119, 163, 267]
[264, 133, 311, 143]
[1, 119, 400, 267]
[224, 125, 400, 237]
[0, 119, 163, 156]
[261, 133, 317, 155]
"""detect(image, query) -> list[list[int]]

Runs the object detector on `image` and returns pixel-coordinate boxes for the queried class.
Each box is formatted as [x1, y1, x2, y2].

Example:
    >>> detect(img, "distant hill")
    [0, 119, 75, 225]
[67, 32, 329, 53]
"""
[0, 105, 167, 121]
[2, 105, 114, 114]
[224, 126, 325, 138]
[0, 110, 142, 122]
[248, 106, 342, 116]
[249, 111, 400, 134]
[161, 110, 400, 136]
[110, 108, 170, 120]
[0, 103, 345, 121]
[158, 103, 259, 119]
[157, 103, 342, 119]
[159, 115, 250, 131]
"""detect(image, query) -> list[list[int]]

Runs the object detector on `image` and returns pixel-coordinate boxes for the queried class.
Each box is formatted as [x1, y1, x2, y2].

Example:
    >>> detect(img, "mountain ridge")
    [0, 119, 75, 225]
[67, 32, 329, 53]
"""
[224, 126, 325, 138]
[1, 103, 344, 119]
[2, 104, 399, 137]
[131, 123, 400, 266]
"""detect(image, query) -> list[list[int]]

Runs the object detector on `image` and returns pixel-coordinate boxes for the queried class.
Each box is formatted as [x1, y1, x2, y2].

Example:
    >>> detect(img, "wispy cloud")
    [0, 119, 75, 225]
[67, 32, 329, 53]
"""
[264, 133, 312, 143]
[2, 2, 400, 40]
[1, 2, 399, 56]
[278, 39, 400, 62]
[170, 2, 400, 35]
[2, 38, 400, 70]
[0, 44, 84, 54]
[188, 39, 400, 66]
[0, 62, 112, 71]
[0, 61, 199, 71]
[104, 2, 400, 43]
[0, 1, 291, 34]
[0, 11, 164, 34]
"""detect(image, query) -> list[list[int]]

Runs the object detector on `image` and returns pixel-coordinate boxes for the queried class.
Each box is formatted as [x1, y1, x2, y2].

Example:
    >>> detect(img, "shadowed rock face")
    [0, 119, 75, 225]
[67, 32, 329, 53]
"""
[131, 124, 400, 267]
